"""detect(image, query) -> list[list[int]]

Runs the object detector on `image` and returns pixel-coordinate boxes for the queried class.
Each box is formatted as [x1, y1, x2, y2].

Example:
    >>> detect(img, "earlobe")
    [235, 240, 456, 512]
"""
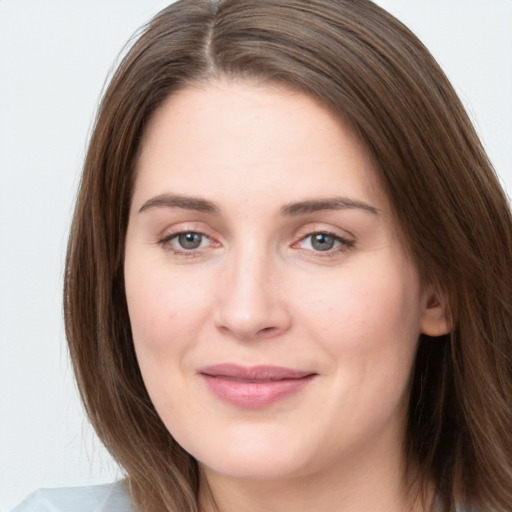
[420, 287, 451, 337]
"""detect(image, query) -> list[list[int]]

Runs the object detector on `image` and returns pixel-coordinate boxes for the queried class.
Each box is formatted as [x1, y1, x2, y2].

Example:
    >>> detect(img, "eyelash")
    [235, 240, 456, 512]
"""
[294, 231, 355, 257]
[157, 231, 217, 258]
[157, 230, 355, 258]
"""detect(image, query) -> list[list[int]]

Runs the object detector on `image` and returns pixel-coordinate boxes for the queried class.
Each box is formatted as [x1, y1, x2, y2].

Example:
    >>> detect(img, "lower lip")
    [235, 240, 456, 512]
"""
[200, 374, 315, 409]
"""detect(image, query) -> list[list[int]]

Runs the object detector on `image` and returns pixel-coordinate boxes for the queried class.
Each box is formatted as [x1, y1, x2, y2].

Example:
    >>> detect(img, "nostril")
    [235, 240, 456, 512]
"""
[257, 326, 278, 337]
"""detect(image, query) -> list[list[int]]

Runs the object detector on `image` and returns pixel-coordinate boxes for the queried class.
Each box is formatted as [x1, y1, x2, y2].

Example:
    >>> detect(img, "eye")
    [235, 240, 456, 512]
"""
[297, 231, 354, 254]
[309, 233, 337, 251]
[158, 231, 214, 254]
[175, 232, 205, 250]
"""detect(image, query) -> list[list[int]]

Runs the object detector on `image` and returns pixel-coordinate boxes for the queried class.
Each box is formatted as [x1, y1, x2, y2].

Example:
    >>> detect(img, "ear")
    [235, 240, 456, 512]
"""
[420, 285, 451, 337]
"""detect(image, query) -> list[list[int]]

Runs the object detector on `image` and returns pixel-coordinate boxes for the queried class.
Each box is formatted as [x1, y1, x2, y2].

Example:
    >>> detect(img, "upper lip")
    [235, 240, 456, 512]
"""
[199, 364, 315, 381]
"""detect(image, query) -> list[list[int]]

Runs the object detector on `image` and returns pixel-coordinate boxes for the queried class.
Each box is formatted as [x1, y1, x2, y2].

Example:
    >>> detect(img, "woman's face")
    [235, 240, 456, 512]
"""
[124, 80, 447, 484]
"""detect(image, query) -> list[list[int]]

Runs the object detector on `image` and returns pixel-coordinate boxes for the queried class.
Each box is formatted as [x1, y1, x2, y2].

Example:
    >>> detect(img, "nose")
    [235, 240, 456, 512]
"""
[213, 247, 292, 340]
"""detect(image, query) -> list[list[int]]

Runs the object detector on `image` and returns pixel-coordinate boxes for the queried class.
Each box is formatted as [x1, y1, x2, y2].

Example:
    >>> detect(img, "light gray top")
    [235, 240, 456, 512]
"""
[9, 481, 132, 512]
[10, 481, 479, 512]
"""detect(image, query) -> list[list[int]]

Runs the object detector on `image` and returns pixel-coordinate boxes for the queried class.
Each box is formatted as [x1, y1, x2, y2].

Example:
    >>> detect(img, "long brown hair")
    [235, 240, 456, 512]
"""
[64, 1, 512, 511]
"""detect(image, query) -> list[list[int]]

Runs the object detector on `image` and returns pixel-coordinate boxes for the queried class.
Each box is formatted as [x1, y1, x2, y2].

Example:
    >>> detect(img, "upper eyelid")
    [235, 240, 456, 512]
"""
[157, 231, 218, 258]
[302, 231, 352, 242]
[155, 222, 356, 246]
[296, 231, 354, 248]
[159, 230, 213, 244]
[293, 223, 356, 241]
[158, 231, 352, 259]
[156, 222, 215, 239]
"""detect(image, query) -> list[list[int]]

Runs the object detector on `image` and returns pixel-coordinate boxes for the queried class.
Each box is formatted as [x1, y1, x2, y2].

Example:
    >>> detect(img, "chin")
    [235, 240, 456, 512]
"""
[183, 425, 313, 481]
[201, 455, 310, 482]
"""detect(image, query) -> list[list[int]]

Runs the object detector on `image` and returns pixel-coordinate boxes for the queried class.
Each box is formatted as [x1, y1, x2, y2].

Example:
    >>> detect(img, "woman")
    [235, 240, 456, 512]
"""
[12, 0, 512, 511]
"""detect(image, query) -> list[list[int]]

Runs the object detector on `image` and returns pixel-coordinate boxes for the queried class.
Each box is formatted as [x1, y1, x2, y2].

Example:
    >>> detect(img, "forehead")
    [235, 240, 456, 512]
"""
[133, 80, 387, 214]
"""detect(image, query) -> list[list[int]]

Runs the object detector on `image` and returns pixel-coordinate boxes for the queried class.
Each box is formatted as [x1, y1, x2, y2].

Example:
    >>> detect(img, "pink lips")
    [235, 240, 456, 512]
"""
[199, 364, 316, 409]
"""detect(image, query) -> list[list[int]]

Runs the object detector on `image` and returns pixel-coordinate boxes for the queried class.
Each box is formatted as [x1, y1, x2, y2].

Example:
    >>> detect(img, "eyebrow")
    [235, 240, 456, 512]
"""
[138, 193, 379, 216]
[280, 197, 380, 216]
[138, 194, 220, 214]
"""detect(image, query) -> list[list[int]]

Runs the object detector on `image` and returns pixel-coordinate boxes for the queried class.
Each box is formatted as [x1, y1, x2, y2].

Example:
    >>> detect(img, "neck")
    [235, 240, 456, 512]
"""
[199, 446, 432, 512]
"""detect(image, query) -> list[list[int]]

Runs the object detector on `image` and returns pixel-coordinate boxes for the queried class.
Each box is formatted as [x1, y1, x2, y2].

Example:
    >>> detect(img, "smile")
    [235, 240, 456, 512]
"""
[198, 364, 317, 409]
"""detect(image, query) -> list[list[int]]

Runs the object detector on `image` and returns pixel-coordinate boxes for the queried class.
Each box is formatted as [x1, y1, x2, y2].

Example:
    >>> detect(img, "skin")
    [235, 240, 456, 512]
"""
[124, 80, 449, 512]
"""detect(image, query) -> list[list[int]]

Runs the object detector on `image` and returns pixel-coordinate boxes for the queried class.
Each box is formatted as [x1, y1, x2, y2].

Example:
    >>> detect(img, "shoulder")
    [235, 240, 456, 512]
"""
[9, 481, 133, 512]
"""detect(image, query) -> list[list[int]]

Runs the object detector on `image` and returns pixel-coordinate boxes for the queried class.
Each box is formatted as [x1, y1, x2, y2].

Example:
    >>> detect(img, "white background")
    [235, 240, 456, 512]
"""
[1, 1, 511, 510]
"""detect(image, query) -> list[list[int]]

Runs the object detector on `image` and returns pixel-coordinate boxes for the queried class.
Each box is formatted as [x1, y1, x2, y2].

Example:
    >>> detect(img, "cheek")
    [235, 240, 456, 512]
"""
[296, 260, 422, 440]
[295, 255, 423, 401]
[301, 260, 421, 341]
[124, 261, 206, 418]
[125, 260, 211, 354]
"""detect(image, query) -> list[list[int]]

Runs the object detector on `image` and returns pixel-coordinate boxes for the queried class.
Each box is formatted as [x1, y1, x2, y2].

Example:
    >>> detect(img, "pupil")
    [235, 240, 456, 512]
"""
[178, 233, 202, 249]
[312, 233, 334, 251]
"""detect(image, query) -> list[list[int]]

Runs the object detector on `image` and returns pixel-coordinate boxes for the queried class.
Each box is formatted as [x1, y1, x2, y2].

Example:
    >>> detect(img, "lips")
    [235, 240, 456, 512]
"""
[198, 364, 316, 408]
